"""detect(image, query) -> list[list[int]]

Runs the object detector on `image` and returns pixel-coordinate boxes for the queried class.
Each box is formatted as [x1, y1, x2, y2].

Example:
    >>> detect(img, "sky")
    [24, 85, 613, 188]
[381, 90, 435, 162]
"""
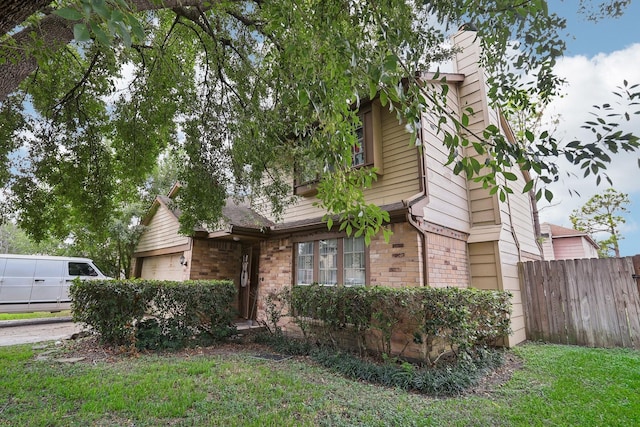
[536, 1, 640, 256]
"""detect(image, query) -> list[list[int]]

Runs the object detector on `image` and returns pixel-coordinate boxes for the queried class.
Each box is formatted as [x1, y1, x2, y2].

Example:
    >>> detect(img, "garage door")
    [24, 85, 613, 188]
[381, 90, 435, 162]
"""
[140, 253, 184, 281]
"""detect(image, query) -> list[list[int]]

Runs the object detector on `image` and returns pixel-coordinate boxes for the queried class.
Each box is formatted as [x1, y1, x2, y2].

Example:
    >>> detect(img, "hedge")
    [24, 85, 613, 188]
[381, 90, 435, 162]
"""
[266, 285, 511, 363]
[70, 279, 237, 349]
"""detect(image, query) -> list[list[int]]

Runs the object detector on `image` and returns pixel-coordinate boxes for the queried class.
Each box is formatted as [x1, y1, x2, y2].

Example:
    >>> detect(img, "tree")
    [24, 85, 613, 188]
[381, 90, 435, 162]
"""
[0, 221, 67, 255]
[0, 0, 638, 243]
[570, 188, 630, 257]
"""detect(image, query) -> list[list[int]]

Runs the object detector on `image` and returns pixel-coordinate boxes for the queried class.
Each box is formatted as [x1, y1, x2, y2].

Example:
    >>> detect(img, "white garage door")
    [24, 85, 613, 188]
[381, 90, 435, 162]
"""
[140, 253, 184, 281]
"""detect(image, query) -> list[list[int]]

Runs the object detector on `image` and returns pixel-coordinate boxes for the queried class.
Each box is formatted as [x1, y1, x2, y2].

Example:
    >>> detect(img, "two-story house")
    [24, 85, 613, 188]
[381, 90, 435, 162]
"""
[131, 30, 542, 347]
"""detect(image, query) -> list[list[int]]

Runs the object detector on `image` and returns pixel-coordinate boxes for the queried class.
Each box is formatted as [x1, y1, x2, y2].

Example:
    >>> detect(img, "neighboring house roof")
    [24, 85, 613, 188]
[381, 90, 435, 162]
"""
[542, 222, 599, 249]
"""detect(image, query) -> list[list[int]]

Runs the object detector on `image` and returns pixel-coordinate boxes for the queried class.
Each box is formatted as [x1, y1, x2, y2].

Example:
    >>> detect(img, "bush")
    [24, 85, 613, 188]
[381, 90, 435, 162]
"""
[285, 285, 511, 363]
[71, 279, 237, 349]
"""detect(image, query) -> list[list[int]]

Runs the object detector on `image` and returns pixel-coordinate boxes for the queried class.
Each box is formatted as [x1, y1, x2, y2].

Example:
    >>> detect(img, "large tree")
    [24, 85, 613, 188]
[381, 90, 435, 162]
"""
[0, 0, 638, 243]
[570, 188, 630, 258]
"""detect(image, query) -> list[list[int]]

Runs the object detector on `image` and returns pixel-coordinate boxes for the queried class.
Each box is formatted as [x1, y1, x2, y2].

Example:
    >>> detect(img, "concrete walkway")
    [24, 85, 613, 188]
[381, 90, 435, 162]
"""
[0, 317, 84, 347]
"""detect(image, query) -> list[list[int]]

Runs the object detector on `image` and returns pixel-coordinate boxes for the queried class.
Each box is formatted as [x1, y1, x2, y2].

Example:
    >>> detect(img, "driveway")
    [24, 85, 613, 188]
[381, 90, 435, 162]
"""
[0, 318, 85, 347]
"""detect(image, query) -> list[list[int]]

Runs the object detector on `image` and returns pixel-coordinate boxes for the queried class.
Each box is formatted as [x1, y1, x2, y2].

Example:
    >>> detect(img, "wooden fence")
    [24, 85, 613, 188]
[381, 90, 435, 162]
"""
[519, 256, 640, 349]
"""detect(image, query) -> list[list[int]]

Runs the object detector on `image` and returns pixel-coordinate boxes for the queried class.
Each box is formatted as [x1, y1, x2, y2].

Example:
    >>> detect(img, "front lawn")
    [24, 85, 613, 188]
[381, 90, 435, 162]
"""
[0, 341, 638, 426]
[0, 311, 71, 321]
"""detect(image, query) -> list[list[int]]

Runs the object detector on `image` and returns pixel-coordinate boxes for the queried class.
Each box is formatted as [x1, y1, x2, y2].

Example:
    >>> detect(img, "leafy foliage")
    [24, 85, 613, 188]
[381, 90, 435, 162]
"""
[570, 188, 631, 257]
[0, 1, 638, 243]
[270, 284, 511, 363]
[70, 279, 237, 348]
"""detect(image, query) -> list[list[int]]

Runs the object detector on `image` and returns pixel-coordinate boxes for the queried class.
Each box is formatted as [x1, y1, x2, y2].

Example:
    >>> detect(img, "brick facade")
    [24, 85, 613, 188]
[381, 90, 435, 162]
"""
[425, 231, 470, 288]
[256, 237, 293, 321]
[189, 238, 243, 281]
[189, 238, 243, 312]
[369, 222, 423, 287]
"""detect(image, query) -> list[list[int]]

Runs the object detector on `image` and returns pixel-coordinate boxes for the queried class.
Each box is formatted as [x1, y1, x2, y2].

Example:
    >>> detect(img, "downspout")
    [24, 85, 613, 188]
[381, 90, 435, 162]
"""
[404, 123, 430, 287]
[504, 185, 522, 261]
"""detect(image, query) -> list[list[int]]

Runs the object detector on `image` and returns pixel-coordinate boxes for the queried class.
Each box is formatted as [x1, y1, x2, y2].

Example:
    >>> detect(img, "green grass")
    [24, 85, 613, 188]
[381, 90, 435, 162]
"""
[0, 342, 639, 426]
[0, 311, 71, 321]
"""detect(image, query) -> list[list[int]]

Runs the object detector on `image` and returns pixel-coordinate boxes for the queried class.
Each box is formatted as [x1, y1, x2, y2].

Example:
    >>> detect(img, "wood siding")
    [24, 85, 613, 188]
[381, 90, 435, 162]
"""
[553, 237, 599, 260]
[453, 30, 541, 346]
[135, 203, 189, 253]
[258, 100, 420, 224]
[421, 87, 470, 233]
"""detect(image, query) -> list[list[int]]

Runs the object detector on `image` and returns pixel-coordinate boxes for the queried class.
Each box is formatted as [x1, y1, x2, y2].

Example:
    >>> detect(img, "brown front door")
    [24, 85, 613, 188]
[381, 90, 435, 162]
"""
[239, 245, 260, 320]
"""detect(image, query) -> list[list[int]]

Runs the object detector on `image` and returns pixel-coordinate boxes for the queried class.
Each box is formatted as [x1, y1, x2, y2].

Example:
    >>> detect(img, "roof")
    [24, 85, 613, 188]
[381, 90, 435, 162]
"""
[541, 223, 599, 249]
[144, 195, 273, 233]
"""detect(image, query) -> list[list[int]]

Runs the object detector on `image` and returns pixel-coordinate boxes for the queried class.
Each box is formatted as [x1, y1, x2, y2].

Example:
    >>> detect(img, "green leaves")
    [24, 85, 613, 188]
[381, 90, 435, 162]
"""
[2, 0, 640, 245]
[570, 188, 630, 257]
[53, 0, 146, 48]
[53, 7, 84, 21]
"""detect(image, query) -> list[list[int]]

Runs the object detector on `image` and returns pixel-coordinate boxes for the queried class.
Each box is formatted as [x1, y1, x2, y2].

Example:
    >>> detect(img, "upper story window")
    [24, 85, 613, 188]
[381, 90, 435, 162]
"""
[294, 100, 383, 196]
[295, 235, 367, 286]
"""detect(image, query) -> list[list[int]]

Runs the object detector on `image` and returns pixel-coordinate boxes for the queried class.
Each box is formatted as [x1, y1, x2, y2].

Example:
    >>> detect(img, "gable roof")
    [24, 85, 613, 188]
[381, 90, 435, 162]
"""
[542, 222, 599, 249]
[141, 192, 273, 237]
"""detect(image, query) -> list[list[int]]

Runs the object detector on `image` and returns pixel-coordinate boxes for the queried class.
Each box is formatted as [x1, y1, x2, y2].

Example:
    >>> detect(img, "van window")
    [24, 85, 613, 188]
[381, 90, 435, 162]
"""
[35, 260, 63, 277]
[4, 259, 36, 277]
[68, 262, 99, 277]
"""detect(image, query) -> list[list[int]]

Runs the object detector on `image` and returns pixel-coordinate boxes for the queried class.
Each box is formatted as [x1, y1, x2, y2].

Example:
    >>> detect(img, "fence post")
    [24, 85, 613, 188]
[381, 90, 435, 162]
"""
[633, 255, 640, 295]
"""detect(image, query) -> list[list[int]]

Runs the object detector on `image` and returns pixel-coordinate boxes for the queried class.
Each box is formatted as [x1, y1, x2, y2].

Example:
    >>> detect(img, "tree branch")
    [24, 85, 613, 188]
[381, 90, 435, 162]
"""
[0, 0, 207, 102]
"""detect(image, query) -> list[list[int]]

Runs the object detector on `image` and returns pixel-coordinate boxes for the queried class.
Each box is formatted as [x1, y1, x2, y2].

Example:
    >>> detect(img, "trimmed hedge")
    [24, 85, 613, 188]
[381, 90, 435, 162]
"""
[70, 279, 237, 349]
[276, 285, 511, 363]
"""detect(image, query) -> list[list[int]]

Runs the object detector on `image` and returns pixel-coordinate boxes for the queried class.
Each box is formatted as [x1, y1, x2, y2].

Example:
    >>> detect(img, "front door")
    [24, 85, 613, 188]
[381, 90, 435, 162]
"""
[238, 245, 260, 320]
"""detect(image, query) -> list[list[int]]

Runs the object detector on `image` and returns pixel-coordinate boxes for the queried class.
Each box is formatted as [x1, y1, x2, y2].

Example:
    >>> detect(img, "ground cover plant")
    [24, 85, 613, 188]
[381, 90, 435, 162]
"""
[1, 339, 639, 426]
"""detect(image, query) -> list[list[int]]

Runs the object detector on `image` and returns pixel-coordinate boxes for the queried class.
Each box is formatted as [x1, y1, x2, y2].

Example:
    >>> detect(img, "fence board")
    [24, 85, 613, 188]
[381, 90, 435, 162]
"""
[519, 256, 640, 349]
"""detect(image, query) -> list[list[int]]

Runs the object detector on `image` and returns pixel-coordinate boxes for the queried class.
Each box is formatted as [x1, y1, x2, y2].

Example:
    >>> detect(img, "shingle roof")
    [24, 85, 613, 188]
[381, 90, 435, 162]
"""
[154, 195, 273, 232]
[541, 222, 599, 248]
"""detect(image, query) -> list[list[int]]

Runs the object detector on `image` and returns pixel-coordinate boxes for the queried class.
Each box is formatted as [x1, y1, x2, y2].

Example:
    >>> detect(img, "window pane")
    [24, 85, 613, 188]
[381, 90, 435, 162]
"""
[319, 239, 337, 285]
[353, 125, 366, 166]
[344, 237, 365, 286]
[68, 262, 98, 277]
[35, 260, 62, 277]
[296, 242, 314, 285]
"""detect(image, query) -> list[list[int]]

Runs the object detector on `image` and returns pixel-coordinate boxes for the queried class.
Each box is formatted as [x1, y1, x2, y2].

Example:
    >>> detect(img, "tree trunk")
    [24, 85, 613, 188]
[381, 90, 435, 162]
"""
[0, 0, 52, 36]
[0, 0, 205, 102]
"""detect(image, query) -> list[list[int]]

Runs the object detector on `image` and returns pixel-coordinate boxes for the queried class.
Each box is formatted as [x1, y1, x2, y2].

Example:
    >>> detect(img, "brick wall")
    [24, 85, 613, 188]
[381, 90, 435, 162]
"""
[188, 238, 242, 282]
[256, 237, 293, 326]
[369, 222, 423, 287]
[425, 231, 470, 288]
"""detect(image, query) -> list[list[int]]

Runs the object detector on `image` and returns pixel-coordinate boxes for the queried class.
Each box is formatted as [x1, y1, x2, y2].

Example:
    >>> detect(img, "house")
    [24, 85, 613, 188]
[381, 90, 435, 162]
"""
[131, 30, 541, 347]
[131, 185, 273, 320]
[540, 222, 599, 260]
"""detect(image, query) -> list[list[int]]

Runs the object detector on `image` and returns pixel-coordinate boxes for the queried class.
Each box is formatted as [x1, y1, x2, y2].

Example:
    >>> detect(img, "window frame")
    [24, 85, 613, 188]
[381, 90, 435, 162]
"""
[293, 100, 382, 196]
[293, 233, 369, 286]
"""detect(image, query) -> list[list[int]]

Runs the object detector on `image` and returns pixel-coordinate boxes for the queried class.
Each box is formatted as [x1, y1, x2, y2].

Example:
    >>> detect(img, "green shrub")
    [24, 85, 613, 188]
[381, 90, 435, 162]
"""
[286, 285, 511, 362]
[71, 279, 237, 348]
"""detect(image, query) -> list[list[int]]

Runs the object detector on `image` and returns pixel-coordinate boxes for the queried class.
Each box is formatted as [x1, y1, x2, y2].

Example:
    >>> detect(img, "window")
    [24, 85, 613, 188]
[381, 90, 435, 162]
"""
[294, 100, 382, 196]
[296, 242, 314, 285]
[295, 236, 367, 286]
[68, 262, 98, 277]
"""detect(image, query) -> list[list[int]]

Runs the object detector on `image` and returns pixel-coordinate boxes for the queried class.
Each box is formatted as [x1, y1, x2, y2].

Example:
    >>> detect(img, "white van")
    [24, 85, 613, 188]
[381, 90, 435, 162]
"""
[0, 254, 108, 313]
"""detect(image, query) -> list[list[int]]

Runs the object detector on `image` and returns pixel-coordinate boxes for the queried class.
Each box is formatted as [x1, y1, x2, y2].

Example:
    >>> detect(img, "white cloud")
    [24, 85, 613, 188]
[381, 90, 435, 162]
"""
[538, 43, 640, 229]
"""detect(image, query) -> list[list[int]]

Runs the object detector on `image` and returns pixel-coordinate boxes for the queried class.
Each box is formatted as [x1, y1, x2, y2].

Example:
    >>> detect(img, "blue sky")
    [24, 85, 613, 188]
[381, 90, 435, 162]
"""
[538, 1, 640, 256]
